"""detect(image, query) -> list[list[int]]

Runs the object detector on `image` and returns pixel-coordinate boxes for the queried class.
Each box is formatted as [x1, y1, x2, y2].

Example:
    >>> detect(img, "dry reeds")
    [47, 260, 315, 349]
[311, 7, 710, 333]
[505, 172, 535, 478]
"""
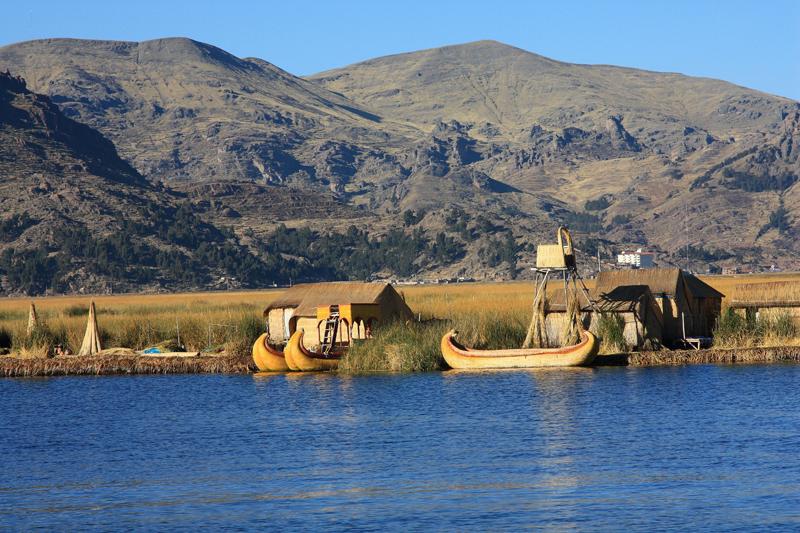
[560, 285, 581, 346]
[713, 307, 800, 349]
[0, 353, 256, 377]
[628, 345, 800, 366]
[727, 280, 800, 306]
[523, 285, 547, 348]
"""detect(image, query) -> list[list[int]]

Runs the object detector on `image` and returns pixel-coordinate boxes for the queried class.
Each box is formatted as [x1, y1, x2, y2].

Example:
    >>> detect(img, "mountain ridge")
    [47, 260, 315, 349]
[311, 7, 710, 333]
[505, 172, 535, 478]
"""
[1, 37, 799, 294]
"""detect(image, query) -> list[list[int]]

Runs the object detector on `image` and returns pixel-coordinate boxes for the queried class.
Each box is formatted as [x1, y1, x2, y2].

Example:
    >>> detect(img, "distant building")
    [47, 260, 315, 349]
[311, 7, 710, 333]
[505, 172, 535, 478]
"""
[616, 248, 655, 268]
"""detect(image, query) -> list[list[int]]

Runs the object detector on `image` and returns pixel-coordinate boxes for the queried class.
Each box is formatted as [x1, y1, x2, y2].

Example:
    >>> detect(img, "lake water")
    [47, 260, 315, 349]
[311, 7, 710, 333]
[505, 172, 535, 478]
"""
[2, 365, 800, 531]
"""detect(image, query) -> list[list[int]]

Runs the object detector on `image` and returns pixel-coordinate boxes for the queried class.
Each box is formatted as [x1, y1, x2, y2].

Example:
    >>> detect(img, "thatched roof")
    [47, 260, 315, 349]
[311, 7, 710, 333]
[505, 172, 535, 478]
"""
[684, 273, 725, 299]
[265, 282, 413, 319]
[595, 268, 723, 300]
[548, 284, 656, 313]
[596, 268, 682, 296]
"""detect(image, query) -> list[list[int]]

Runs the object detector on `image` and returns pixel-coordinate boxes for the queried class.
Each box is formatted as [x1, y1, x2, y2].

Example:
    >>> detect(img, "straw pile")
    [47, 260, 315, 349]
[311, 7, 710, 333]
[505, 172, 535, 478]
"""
[0, 353, 256, 377]
[78, 301, 102, 356]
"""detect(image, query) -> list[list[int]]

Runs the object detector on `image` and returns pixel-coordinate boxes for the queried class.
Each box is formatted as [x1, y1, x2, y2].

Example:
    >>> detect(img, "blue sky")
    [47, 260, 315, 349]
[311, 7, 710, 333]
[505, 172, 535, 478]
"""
[2, 0, 798, 99]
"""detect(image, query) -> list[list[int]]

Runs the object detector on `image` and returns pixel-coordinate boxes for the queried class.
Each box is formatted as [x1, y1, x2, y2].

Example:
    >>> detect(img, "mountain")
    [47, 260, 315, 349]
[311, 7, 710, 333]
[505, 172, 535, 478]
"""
[0, 71, 310, 294]
[310, 40, 800, 267]
[1, 38, 799, 293]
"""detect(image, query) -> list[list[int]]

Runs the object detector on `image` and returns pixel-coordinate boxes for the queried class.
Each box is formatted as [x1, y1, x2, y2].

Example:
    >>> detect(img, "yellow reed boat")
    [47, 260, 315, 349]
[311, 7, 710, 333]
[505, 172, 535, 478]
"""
[285, 330, 342, 372]
[252, 333, 290, 372]
[441, 330, 598, 370]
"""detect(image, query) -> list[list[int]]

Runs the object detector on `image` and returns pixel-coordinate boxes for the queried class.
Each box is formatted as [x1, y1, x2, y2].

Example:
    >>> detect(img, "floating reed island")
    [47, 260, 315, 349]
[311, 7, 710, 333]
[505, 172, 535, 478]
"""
[3, 272, 800, 377]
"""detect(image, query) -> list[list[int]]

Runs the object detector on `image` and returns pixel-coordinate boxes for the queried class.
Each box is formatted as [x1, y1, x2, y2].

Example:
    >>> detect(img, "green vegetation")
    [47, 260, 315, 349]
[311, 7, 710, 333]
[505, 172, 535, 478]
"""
[758, 199, 790, 237]
[585, 197, 611, 211]
[402, 209, 424, 227]
[610, 214, 631, 226]
[713, 308, 798, 348]
[339, 311, 528, 373]
[596, 313, 627, 353]
[0, 202, 475, 294]
[339, 321, 445, 373]
[260, 224, 464, 280]
[479, 232, 520, 271]
[0, 212, 36, 242]
[560, 211, 603, 232]
[721, 168, 797, 193]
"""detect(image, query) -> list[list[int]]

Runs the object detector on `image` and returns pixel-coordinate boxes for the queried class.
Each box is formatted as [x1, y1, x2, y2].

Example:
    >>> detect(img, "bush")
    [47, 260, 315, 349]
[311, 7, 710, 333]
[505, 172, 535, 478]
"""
[596, 313, 627, 353]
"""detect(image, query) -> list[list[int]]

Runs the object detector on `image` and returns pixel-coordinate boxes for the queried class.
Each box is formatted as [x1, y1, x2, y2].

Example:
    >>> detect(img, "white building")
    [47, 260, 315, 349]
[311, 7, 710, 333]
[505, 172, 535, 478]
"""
[617, 248, 655, 268]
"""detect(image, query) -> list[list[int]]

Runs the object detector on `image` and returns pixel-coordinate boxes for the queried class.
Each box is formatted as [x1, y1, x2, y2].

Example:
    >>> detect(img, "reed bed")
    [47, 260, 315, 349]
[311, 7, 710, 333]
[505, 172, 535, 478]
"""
[712, 308, 800, 349]
[725, 280, 800, 305]
[0, 290, 279, 357]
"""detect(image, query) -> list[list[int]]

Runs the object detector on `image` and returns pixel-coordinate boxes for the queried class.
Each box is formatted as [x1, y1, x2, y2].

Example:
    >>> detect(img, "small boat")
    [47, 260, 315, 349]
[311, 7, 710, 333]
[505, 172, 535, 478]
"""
[252, 333, 289, 372]
[285, 330, 342, 371]
[441, 330, 598, 369]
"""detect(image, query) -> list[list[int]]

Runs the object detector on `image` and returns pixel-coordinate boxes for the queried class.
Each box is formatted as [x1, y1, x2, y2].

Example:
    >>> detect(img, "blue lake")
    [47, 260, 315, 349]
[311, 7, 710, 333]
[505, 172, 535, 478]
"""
[2, 365, 800, 530]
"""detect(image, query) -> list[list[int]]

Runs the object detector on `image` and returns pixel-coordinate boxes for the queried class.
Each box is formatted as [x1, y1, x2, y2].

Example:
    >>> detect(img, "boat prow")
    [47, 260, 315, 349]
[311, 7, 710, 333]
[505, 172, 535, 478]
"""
[441, 330, 598, 370]
[252, 333, 289, 372]
[286, 330, 341, 372]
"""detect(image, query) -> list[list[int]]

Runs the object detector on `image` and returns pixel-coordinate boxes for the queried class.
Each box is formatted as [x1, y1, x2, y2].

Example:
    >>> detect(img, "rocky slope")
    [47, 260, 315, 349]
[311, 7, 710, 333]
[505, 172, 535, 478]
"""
[1, 38, 799, 292]
[0, 71, 290, 294]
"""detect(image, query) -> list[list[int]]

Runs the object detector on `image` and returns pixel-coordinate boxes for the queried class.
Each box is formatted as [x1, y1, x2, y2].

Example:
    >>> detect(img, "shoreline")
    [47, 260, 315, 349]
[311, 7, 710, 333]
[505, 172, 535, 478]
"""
[0, 353, 254, 377]
[595, 345, 800, 367]
[3, 345, 800, 377]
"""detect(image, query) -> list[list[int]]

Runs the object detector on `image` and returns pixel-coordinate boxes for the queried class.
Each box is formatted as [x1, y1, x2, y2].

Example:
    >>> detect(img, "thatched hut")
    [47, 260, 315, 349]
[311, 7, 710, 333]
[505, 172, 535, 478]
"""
[593, 268, 723, 343]
[546, 284, 664, 349]
[545, 268, 723, 348]
[264, 282, 414, 346]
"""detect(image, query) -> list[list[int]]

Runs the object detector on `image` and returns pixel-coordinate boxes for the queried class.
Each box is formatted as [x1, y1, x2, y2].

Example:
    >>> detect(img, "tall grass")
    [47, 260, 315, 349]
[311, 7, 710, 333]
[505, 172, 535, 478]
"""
[596, 313, 627, 354]
[714, 308, 799, 348]
[339, 308, 529, 373]
[339, 321, 445, 373]
[0, 291, 279, 356]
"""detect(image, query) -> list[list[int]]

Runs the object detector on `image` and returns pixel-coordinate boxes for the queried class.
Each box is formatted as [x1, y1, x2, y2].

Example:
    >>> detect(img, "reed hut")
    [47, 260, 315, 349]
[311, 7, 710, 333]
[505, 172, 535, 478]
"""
[264, 282, 414, 346]
[545, 268, 722, 348]
[545, 284, 664, 349]
[593, 268, 723, 344]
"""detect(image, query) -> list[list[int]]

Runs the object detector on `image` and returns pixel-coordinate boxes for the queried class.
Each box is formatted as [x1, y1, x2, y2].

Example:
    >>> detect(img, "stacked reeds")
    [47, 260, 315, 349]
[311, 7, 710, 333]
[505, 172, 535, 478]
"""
[78, 301, 101, 356]
[522, 287, 547, 348]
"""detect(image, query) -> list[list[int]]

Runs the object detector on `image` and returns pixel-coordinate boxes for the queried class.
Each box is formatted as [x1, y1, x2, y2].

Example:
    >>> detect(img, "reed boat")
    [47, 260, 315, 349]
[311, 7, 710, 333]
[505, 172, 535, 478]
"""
[441, 330, 599, 369]
[285, 330, 342, 371]
[252, 333, 290, 372]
